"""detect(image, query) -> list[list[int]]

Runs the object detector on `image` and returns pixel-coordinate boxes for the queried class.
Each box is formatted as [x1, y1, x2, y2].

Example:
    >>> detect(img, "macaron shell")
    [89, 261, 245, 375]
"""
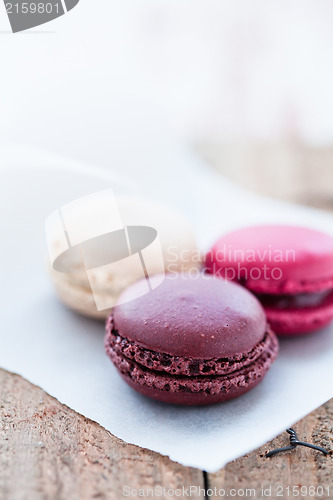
[113, 274, 267, 359]
[106, 317, 276, 377]
[120, 373, 263, 405]
[48, 261, 116, 319]
[206, 225, 333, 294]
[112, 332, 278, 405]
[48, 195, 200, 319]
[264, 293, 333, 335]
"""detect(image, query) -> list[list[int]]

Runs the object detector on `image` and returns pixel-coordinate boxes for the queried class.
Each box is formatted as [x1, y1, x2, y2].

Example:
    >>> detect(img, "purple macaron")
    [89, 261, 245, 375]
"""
[105, 274, 278, 405]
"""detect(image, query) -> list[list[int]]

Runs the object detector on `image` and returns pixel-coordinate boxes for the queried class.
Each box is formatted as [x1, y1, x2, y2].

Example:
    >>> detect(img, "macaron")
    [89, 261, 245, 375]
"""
[205, 225, 333, 335]
[47, 195, 200, 319]
[105, 274, 278, 405]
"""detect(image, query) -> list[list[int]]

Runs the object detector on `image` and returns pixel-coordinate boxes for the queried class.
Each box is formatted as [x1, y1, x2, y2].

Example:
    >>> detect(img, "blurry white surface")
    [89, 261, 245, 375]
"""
[1, 0, 333, 173]
[1, 142, 333, 472]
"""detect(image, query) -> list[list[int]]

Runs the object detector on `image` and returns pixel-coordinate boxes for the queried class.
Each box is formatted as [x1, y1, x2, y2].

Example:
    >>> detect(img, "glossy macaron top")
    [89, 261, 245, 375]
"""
[112, 274, 266, 359]
[205, 225, 333, 294]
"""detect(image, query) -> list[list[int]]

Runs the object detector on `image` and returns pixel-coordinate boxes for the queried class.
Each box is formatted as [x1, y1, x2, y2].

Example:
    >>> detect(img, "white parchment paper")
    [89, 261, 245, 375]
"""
[1, 142, 333, 472]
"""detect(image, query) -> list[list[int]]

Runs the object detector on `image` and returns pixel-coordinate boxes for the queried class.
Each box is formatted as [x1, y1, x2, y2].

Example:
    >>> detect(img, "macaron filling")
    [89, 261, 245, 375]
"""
[255, 289, 333, 310]
[108, 344, 276, 396]
[105, 316, 278, 396]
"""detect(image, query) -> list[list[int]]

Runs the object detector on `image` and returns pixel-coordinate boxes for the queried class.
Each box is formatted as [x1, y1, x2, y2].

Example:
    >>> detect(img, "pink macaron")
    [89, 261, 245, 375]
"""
[205, 225, 333, 336]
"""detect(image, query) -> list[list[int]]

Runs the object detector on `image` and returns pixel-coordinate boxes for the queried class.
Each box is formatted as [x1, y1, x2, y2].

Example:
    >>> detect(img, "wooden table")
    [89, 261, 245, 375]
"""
[1, 146, 332, 499]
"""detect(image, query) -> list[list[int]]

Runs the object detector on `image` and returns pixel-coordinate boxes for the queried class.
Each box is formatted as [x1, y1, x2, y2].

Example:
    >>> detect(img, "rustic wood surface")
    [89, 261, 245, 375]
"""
[0, 369, 204, 500]
[1, 151, 333, 499]
[0, 369, 332, 500]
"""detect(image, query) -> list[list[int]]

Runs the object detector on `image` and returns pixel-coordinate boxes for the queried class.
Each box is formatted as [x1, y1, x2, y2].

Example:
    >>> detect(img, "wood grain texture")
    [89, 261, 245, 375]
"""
[0, 368, 332, 500]
[208, 401, 333, 499]
[0, 369, 204, 500]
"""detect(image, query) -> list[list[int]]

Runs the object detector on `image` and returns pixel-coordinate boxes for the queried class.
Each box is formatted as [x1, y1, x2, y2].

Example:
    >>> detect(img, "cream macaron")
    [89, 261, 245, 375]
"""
[47, 194, 200, 319]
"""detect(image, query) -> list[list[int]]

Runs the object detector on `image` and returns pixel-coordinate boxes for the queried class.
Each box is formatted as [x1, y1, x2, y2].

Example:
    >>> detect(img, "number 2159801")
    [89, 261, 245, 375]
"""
[6, 3, 60, 14]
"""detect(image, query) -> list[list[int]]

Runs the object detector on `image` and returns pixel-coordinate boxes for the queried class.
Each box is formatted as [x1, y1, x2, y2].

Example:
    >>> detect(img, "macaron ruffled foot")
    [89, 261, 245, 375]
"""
[105, 274, 279, 405]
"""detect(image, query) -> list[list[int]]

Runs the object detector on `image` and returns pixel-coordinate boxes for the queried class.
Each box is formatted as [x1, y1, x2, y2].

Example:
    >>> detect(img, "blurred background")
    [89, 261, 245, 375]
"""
[1, 0, 333, 210]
